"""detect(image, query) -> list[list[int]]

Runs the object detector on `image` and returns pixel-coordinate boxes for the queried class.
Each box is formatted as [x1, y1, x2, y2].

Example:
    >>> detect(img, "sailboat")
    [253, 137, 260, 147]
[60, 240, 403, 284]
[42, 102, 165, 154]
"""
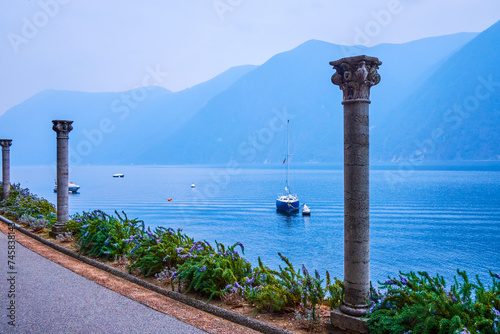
[276, 120, 299, 213]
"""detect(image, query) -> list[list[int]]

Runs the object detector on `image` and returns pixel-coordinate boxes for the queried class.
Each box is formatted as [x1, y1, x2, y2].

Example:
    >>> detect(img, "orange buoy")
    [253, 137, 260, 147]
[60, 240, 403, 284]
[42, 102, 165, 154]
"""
[167, 198, 172, 201]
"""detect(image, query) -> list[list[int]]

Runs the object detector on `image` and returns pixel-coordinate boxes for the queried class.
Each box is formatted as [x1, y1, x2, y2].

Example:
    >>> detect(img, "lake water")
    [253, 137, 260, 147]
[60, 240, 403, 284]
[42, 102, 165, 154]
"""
[10, 164, 500, 286]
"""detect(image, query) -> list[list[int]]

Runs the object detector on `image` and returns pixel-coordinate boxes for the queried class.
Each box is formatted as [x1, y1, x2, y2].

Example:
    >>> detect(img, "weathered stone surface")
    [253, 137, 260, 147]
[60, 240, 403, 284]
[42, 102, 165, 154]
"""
[330, 55, 381, 320]
[330, 55, 382, 103]
[0, 139, 12, 200]
[329, 308, 369, 333]
[51, 120, 73, 237]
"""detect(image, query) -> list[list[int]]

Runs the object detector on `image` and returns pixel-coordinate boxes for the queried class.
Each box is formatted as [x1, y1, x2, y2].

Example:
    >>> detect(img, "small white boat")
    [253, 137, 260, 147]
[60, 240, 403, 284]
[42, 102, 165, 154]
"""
[54, 182, 80, 193]
[302, 204, 311, 215]
[191, 184, 196, 188]
[113, 173, 124, 178]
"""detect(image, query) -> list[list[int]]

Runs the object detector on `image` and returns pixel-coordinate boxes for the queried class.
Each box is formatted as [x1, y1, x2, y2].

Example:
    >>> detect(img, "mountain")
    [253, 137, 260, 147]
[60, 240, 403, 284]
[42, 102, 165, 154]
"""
[132, 32, 477, 165]
[1, 29, 490, 166]
[372, 20, 500, 162]
[0, 65, 257, 166]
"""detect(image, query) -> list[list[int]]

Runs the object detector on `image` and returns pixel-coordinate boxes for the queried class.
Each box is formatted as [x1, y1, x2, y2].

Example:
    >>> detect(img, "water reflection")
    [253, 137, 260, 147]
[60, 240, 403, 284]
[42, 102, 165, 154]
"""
[276, 209, 301, 228]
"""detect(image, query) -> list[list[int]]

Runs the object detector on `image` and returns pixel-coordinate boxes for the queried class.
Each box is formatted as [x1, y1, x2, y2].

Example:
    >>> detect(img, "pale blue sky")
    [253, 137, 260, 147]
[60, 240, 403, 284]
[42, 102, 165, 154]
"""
[1, 0, 499, 115]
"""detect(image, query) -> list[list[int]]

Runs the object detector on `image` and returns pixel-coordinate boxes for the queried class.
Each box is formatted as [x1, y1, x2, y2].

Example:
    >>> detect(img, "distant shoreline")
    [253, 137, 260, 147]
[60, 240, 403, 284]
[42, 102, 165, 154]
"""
[7, 161, 500, 171]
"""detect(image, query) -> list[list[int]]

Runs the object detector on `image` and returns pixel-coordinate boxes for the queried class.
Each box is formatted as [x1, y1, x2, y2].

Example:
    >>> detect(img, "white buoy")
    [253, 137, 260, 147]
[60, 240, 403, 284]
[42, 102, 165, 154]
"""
[302, 204, 311, 215]
[191, 184, 196, 188]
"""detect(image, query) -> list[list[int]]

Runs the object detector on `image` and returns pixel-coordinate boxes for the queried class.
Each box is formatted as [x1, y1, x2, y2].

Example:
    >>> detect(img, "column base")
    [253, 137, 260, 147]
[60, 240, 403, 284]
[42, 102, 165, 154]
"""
[328, 308, 369, 334]
[49, 224, 66, 238]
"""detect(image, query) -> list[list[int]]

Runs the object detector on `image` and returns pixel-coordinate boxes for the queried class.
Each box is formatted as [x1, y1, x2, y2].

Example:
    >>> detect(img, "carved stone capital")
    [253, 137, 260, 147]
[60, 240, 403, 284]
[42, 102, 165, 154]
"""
[0, 139, 12, 150]
[330, 55, 382, 103]
[52, 120, 73, 138]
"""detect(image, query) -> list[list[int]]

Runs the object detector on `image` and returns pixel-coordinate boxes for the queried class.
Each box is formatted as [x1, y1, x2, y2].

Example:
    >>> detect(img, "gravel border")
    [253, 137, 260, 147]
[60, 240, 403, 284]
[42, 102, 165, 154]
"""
[0, 215, 293, 334]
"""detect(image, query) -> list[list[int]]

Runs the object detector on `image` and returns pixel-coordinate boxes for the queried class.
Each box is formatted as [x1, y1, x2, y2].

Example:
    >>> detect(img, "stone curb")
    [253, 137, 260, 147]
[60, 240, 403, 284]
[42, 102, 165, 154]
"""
[0, 215, 293, 334]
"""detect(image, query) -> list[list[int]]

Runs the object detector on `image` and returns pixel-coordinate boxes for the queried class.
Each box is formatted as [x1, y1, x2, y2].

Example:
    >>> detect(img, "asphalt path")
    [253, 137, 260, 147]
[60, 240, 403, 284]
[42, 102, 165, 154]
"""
[0, 231, 206, 334]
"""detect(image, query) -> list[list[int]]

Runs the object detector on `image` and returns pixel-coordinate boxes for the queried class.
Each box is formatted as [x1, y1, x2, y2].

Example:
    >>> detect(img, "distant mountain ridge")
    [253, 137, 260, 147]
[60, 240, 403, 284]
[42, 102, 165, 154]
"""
[0, 65, 257, 165]
[1, 27, 497, 166]
[372, 20, 500, 162]
[133, 32, 480, 165]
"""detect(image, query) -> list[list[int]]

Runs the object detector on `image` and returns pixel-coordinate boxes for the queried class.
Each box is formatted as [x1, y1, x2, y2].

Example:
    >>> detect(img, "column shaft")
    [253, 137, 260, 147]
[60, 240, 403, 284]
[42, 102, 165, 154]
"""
[342, 100, 371, 314]
[0, 140, 12, 200]
[50, 120, 73, 237]
[56, 135, 69, 226]
[329, 56, 381, 319]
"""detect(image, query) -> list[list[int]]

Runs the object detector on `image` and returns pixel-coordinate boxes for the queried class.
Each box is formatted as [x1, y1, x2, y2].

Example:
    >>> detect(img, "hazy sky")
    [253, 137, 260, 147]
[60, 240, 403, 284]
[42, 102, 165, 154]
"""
[1, 0, 500, 115]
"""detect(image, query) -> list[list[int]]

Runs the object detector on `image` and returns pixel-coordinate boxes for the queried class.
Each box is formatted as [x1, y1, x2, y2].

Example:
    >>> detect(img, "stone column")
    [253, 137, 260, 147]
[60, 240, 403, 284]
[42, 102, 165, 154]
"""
[329, 56, 381, 331]
[50, 120, 73, 238]
[0, 139, 12, 200]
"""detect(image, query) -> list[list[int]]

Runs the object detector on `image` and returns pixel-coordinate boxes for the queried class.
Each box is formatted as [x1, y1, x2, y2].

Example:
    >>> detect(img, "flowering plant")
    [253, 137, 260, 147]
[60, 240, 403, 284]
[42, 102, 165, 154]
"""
[367, 270, 500, 334]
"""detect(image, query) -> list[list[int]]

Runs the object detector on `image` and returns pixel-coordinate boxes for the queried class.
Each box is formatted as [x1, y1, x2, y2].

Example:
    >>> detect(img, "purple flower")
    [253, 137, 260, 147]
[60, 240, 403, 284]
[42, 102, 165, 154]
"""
[236, 242, 244, 253]
[198, 266, 206, 272]
[82, 224, 89, 228]
[302, 265, 309, 277]
[84, 231, 89, 237]
[492, 307, 500, 317]
[176, 247, 183, 254]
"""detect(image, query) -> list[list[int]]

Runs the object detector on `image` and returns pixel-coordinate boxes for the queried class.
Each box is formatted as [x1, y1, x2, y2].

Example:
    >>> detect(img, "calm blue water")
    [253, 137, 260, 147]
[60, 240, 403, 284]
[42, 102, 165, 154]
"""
[10, 165, 500, 286]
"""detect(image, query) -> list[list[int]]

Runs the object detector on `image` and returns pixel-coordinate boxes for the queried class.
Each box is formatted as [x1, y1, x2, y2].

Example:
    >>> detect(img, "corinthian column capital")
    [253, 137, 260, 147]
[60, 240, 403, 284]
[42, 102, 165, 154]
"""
[52, 120, 73, 139]
[330, 55, 382, 103]
[0, 139, 12, 149]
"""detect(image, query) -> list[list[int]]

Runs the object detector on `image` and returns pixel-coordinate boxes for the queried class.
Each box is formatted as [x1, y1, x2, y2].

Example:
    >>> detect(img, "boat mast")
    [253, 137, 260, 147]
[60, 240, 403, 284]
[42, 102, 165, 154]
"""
[286, 120, 289, 195]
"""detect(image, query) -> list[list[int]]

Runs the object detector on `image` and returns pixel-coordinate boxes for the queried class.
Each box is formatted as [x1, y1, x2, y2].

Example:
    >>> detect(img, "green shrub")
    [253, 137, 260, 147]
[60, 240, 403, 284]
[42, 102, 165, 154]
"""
[325, 270, 344, 309]
[243, 254, 302, 313]
[176, 241, 252, 301]
[74, 210, 144, 260]
[0, 183, 55, 218]
[367, 270, 500, 334]
[127, 227, 196, 277]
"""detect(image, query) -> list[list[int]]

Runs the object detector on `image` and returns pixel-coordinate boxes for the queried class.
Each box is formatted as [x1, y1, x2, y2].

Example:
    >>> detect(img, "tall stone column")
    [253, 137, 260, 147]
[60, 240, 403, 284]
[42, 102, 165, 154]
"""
[50, 120, 73, 238]
[329, 56, 381, 332]
[0, 139, 12, 200]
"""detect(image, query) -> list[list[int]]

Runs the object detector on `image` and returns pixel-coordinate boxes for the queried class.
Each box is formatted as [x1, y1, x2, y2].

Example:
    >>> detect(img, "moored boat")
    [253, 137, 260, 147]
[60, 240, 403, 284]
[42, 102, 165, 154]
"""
[302, 204, 311, 215]
[54, 182, 80, 193]
[276, 120, 299, 213]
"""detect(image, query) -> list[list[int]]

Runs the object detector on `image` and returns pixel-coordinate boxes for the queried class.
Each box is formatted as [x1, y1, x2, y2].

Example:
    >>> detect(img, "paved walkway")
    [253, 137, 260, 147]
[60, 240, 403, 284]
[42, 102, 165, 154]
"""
[0, 231, 206, 334]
